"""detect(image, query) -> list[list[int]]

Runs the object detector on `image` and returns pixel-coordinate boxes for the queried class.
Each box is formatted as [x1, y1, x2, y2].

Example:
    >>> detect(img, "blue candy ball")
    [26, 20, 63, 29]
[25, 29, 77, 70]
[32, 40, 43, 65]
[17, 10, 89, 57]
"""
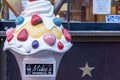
[32, 40, 39, 49]
[53, 18, 62, 26]
[15, 16, 24, 25]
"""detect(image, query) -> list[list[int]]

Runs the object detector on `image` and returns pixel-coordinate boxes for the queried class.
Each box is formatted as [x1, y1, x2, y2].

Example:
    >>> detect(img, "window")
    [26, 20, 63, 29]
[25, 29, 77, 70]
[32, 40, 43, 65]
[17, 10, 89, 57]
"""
[58, 0, 120, 22]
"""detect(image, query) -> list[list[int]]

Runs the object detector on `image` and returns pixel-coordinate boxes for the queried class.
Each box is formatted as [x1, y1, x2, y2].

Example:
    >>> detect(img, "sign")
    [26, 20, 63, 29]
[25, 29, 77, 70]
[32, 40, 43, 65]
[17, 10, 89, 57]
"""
[23, 60, 56, 77]
[93, 0, 111, 14]
[26, 64, 54, 75]
[106, 15, 120, 23]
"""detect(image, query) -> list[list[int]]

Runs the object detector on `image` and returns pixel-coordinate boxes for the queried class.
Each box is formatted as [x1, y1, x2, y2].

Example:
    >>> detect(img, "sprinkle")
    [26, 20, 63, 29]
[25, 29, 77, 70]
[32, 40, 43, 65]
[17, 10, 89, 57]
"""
[31, 14, 43, 26]
[43, 33, 56, 46]
[62, 28, 71, 42]
[17, 29, 28, 41]
[58, 41, 64, 50]
[32, 40, 39, 49]
[53, 18, 62, 26]
[15, 16, 24, 25]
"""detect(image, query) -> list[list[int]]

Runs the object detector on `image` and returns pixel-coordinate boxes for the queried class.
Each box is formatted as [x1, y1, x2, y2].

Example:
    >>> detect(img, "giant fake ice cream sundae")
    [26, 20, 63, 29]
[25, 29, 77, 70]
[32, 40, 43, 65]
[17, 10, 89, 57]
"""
[4, 0, 72, 54]
[4, 0, 72, 80]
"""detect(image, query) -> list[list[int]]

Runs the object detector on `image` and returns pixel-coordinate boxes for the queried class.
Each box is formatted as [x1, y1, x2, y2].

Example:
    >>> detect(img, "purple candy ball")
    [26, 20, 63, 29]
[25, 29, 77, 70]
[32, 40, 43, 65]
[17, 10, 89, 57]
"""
[32, 40, 39, 49]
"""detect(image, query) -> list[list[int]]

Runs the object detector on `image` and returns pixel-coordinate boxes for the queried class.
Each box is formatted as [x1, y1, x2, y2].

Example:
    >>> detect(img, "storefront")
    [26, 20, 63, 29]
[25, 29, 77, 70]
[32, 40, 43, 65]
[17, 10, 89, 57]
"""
[1, 0, 120, 80]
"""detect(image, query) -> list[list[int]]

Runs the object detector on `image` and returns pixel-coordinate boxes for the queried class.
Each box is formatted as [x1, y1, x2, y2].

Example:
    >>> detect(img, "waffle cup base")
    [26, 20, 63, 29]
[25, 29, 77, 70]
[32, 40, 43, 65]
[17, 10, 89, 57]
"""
[10, 50, 64, 80]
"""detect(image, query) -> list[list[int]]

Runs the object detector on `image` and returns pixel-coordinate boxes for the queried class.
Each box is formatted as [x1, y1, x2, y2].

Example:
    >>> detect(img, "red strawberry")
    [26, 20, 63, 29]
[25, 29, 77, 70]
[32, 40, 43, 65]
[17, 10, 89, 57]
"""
[31, 14, 42, 26]
[7, 35, 14, 42]
[62, 28, 71, 42]
[29, 0, 38, 2]
[58, 41, 64, 50]
[17, 29, 28, 41]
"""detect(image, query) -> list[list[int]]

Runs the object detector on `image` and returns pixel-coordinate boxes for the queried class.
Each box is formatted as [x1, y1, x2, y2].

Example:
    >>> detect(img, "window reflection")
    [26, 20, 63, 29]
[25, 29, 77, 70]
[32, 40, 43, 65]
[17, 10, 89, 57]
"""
[57, 2, 68, 21]
[58, 0, 120, 22]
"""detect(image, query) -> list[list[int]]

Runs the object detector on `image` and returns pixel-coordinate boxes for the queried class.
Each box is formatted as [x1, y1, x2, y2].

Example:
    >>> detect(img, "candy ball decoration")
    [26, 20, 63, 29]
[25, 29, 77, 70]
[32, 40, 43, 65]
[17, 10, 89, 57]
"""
[31, 14, 43, 26]
[58, 41, 64, 50]
[15, 16, 24, 25]
[53, 18, 62, 26]
[62, 28, 71, 42]
[6, 28, 14, 37]
[17, 29, 28, 41]
[43, 33, 56, 46]
[32, 40, 39, 49]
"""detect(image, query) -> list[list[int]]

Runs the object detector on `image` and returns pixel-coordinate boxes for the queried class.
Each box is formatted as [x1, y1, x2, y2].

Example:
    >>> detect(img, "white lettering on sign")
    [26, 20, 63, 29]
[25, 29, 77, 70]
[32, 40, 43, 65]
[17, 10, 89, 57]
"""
[23, 60, 56, 77]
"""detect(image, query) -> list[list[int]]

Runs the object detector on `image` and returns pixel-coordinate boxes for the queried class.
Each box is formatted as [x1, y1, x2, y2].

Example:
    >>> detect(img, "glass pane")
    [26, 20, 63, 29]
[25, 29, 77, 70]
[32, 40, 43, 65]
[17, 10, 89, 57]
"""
[70, 0, 120, 22]
[58, 0, 120, 22]
[70, 0, 96, 22]
[56, 0, 68, 21]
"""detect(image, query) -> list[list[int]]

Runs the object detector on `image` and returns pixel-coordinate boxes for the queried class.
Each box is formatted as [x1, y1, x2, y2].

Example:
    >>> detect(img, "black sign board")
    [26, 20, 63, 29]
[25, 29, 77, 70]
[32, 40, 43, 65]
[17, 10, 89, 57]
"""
[25, 64, 54, 75]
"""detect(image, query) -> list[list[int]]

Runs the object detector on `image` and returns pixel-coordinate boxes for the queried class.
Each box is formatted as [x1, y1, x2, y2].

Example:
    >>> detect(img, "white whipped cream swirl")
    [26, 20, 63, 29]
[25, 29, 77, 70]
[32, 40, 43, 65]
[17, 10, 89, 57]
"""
[21, 0, 54, 17]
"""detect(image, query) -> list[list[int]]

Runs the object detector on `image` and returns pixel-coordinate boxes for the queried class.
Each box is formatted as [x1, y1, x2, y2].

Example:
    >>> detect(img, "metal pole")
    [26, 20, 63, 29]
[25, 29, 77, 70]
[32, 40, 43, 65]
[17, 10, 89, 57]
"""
[67, 0, 70, 30]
